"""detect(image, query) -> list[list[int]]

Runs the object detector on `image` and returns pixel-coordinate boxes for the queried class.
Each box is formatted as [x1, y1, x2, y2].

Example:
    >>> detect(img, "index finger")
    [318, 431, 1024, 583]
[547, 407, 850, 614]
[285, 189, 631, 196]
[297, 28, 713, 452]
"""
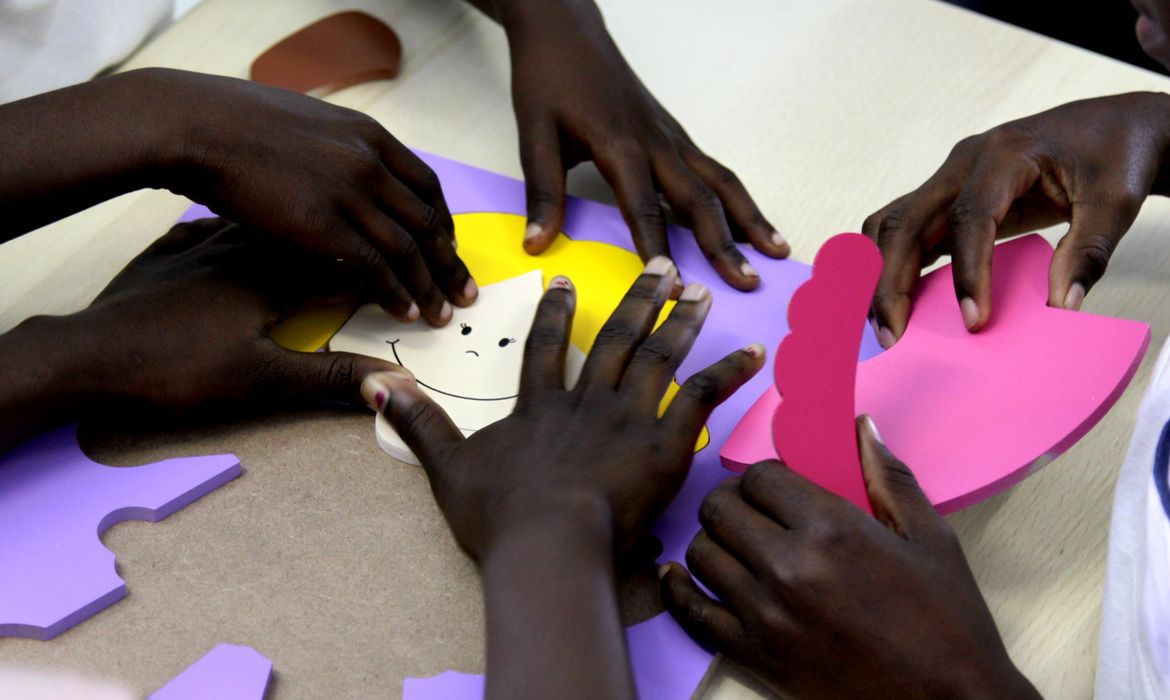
[945, 154, 1040, 332]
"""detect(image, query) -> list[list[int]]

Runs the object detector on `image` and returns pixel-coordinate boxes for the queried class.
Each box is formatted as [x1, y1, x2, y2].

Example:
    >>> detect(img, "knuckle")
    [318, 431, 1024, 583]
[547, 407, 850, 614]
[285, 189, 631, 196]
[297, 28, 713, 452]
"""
[419, 205, 444, 239]
[681, 372, 722, 407]
[527, 185, 562, 209]
[683, 185, 724, 215]
[698, 489, 731, 527]
[945, 198, 989, 231]
[395, 397, 439, 438]
[593, 323, 639, 349]
[524, 323, 566, 351]
[1077, 233, 1115, 280]
[806, 519, 846, 549]
[323, 354, 357, 390]
[632, 336, 676, 366]
[740, 461, 776, 497]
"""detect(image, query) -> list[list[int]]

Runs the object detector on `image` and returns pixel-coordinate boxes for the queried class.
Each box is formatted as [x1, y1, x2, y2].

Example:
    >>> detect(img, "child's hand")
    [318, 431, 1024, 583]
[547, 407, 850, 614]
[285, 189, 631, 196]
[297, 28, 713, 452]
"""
[498, 2, 787, 291]
[660, 417, 1040, 700]
[366, 258, 764, 559]
[863, 92, 1170, 345]
[147, 69, 476, 326]
[56, 218, 399, 414]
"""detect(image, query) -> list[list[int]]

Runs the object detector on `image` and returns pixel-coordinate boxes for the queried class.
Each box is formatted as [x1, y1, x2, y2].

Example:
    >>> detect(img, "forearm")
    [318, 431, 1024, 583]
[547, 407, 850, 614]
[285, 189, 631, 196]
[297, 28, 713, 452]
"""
[479, 508, 634, 700]
[0, 68, 188, 241]
[0, 315, 103, 454]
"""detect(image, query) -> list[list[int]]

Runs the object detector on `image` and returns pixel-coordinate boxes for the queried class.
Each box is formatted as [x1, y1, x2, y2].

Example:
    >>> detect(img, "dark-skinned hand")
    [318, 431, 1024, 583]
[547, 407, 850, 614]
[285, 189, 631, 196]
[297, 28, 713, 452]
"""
[365, 257, 764, 559]
[66, 218, 399, 414]
[0, 68, 475, 326]
[660, 417, 1041, 700]
[862, 92, 1170, 346]
[473, 0, 787, 291]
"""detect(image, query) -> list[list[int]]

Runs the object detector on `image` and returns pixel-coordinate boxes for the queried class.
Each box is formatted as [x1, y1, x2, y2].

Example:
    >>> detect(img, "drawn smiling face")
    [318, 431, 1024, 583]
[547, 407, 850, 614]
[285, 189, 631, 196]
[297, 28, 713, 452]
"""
[381, 273, 532, 402]
[329, 270, 584, 464]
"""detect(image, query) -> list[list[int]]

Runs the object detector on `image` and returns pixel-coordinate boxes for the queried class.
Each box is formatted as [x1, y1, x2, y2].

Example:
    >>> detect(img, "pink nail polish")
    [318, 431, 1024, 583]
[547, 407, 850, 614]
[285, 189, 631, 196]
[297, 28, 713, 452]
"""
[374, 391, 386, 409]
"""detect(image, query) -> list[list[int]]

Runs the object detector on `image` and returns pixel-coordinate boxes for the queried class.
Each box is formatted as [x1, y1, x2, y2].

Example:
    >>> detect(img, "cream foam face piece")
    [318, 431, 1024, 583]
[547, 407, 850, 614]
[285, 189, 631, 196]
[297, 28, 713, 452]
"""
[330, 270, 584, 464]
[721, 234, 1150, 513]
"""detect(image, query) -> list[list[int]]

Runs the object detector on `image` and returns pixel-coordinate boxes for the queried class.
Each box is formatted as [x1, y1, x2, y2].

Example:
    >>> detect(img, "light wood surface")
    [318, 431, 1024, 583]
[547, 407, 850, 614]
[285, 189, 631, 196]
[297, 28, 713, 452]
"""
[3, 1, 1170, 697]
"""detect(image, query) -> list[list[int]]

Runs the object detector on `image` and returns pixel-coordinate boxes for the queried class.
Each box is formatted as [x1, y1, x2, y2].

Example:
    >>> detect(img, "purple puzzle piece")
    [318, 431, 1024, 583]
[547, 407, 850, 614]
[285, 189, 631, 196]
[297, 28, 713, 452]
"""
[0, 425, 240, 640]
[403, 614, 710, 700]
[150, 644, 273, 700]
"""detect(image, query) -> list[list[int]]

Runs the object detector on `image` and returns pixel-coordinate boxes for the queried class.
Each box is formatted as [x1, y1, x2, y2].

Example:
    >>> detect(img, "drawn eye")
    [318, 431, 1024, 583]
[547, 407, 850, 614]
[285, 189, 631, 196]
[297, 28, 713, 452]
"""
[498, 337, 516, 348]
[460, 323, 472, 336]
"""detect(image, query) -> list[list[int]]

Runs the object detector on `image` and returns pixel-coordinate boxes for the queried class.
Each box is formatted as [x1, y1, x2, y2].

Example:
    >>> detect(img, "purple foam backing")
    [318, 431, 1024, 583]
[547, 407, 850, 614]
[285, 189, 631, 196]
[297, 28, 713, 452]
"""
[150, 643, 273, 700]
[0, 425, 240, 639]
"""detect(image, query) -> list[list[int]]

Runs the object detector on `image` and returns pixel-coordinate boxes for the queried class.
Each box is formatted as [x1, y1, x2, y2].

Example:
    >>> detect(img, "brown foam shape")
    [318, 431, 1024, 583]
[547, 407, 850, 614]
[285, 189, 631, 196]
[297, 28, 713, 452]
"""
[251, 11, 402, 95]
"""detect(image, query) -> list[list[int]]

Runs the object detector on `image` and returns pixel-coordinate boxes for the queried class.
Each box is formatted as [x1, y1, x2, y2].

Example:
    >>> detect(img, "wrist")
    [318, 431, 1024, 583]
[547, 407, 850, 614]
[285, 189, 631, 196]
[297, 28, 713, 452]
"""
[480, 490, 615, 568]
[100, 69, 194, 193]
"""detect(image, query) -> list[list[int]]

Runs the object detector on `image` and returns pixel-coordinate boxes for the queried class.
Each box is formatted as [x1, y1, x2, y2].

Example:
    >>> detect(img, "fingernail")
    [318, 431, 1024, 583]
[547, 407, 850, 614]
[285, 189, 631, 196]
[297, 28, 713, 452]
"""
[657, 563, 672, 580]
[864, 415, 884, 445]
[679, 282, 709, 303]
[360, 374, 389, 411]
[770, 230, 787, 248]
[405, 302, 420, 322]
[960, 297, 980, 330]
[740, 260, 759, 278]
[1064, 282, 1085, 311]
[877, 326, 897, 350]
[525, 222, 544, 243]
[672, 276, 685, 298]
[549, 275, 574, 291]
[462, 277, 478, 302]
[743, 342, 766, 359]
[438, 301, 453, 324]
[645, 256, 676, 277]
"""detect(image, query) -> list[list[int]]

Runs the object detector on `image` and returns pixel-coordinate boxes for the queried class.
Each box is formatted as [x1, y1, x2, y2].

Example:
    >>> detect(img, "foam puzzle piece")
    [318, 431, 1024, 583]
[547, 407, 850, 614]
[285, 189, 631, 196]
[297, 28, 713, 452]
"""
[0, 425, 240, 640]
[149, 644, 272, 700]
[403, 613, 710, 700]
[770, 233, 882, 513]
[723, 234, 1151, 512]
[330, 270, 586, 464]
[250, 11, 402, 95]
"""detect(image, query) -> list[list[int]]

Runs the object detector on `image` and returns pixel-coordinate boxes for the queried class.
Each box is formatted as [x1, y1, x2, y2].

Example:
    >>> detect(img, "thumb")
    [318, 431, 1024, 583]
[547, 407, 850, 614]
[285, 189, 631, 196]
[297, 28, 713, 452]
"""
[519, 121, 567, 255]
[1048, 198, 1137, 311]
[856, 415, 940, 540]
[265, 347, 403, 405]
[362, 370, 464, 473]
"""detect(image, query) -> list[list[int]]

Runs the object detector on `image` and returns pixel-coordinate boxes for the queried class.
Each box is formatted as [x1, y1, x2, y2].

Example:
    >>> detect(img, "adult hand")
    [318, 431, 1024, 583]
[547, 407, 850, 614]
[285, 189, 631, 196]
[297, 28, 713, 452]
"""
[660, 417, 1040, 699]
[153, 69, 476, 325]
[496, 1, 787, 291]
[862, 92, 1170, 345]
[366, 257, 765, 559]
[65, 218, 400, 414]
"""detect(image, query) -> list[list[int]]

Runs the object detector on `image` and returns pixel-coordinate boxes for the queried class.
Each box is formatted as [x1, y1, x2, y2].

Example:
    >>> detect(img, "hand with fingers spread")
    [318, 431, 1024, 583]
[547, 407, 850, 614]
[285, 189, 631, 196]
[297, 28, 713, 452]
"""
[0, 218, 402, 453]
[465, 0, 788, 290]
[862, 92, 1170, 346]
[0, 68, 475, 326]
[660, 417, 1041, 700]
[363, 258, 764, 700]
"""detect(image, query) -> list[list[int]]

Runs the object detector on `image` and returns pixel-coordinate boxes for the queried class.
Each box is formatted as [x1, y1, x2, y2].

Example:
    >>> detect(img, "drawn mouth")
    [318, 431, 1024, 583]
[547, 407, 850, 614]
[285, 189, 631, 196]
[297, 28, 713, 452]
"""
[386, 339, 516, 402]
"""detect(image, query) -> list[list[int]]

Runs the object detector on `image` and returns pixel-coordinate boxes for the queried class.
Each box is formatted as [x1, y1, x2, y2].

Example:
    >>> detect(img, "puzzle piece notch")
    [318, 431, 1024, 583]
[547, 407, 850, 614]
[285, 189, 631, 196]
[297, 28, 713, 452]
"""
[149, 644, 273, 700]
[0, 425, 240, 640]
[771, 233, 882, 512]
